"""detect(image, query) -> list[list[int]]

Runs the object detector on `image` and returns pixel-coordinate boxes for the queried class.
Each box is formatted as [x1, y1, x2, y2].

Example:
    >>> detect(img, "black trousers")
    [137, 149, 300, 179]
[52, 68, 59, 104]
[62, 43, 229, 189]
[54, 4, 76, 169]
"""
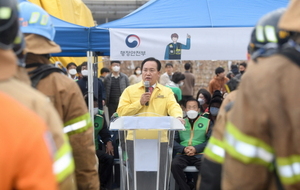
[96, 149, 114, 189]
[108, 102, 119, 119]
[171, 155, 202, 190]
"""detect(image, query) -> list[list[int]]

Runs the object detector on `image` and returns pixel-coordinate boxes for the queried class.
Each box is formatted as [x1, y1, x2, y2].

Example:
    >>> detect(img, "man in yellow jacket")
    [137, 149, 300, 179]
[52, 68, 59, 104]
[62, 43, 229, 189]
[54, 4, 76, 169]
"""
[19, 2, 99, 189]
[222, 1, 300, 189]
[117, 57, 184, 190]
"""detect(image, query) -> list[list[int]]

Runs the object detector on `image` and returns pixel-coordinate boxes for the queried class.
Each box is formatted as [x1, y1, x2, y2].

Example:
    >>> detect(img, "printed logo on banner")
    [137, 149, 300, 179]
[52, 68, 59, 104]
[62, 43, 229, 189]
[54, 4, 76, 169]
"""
[125, 34, 140, 48]
[120, 34, 146, 57]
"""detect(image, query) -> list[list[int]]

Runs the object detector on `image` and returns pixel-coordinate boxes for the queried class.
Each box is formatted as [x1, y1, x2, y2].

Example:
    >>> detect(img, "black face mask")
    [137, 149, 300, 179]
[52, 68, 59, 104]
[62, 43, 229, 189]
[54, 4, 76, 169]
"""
[240, 71, 245, 75]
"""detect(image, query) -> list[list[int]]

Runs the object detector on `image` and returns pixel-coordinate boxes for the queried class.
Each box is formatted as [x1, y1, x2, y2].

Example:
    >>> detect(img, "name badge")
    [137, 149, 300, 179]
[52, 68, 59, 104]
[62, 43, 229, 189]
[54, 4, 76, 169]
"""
[156, 94, 164, 98]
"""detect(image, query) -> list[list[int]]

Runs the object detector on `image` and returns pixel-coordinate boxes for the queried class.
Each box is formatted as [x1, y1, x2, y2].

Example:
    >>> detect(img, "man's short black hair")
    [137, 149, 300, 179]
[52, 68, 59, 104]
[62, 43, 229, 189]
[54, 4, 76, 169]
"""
[215, 67, 225, 75]
[100, 67, 110, 74]
[171, 72, 185, 84]
[209, 97, 223, 108]
[165, 63, 173, 68]
[239, 62, 247, 68]
[66, 62, 77, 69]
[111, 60, 121, 65]
[81, 62, 87, 67]
[184, 98, 200, 109]
[141, 57, 162, 71]
[184, 63, 191, 70]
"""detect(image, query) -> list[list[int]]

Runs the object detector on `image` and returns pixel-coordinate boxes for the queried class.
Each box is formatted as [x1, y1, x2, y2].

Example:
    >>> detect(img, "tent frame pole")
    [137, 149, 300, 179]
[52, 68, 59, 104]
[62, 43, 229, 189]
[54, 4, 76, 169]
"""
[87, 51, 94, 126]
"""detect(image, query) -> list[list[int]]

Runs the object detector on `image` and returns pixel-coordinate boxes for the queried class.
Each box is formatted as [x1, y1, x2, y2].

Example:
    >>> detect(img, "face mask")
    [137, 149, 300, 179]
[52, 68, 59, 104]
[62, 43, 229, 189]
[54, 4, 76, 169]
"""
[240, 71, 245, 75]
[198, 98, 205, 105]
[68, 69, 77, 75]
[136, 70, 141, 75]
[186, 110, 198, 119]
[210, 107, 219, 116]
[81, 70, 88, 77]
[178, 81, 184, 87]
[93, 108, 99, 115]
[112, 66, 120, 72]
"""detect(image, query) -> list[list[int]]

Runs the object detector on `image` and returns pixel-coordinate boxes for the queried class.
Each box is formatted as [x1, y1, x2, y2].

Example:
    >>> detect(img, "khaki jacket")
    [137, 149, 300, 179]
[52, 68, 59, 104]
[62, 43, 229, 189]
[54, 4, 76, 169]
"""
[0, 50, 76, 189]
[25, 54, 99, 190]
[222, 55, 300, 190]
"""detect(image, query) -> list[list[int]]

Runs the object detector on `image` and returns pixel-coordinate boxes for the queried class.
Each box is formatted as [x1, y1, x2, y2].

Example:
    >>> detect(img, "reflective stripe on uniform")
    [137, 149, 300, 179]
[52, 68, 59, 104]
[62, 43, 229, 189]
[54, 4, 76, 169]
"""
[64, 113, 91, 135]
[277, 155, 300, 185]
[53, 139, 75, 183]
[204, 136, 225, 164]
[224, 122, 274, 168]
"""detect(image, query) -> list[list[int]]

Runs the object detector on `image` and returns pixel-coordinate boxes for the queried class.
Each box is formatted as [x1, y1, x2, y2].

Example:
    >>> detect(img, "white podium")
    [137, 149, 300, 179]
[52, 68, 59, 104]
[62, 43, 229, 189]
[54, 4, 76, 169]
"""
[110, 116, 185, 190]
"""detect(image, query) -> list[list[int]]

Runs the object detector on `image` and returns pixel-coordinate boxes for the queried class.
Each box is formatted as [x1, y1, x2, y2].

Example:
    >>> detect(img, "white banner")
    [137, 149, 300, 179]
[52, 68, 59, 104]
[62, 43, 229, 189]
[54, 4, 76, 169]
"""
[109, 27, 253, 60]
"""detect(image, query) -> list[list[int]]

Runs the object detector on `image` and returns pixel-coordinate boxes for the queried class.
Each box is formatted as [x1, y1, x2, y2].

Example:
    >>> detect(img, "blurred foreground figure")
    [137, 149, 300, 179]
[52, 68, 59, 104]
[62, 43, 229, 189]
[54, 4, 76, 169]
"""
[222, 1, 300, 189]
[0, 92, 57, 190]
[18, 1, 99, 189]
[0, 0, 75, 189]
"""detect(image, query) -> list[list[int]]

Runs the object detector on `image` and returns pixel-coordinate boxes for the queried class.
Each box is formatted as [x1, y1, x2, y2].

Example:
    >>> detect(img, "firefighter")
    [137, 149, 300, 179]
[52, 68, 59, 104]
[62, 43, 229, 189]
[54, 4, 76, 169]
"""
[198, 8, 290, 190]
[18, 1, 99, 190]
[222, 1, 300, 189]
[0, 91, 57, 190]
[0, 0, 75, 189]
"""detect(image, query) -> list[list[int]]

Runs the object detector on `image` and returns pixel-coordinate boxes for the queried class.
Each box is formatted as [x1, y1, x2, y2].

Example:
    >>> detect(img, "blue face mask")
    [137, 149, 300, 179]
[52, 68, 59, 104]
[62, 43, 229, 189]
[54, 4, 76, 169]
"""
[210, 107, 219, 116]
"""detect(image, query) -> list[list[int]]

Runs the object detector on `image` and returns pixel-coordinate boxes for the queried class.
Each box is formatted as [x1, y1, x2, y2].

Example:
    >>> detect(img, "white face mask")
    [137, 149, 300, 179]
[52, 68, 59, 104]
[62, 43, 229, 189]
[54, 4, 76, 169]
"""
[81, 70, 88, 77]
[186, 110, 198, 119]
[112, 66, 120, 72]
[136, 70, 141, 75]
[198, 98, 205, 105]
[93, 108, 99, 115]
[179, 81, 184, 87]
[68, 69, 77, 75]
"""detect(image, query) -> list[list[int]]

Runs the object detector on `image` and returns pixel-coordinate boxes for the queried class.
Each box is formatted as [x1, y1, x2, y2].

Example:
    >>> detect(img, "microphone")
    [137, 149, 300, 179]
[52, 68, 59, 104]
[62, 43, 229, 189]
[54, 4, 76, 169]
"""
[144, 81, 150, 106]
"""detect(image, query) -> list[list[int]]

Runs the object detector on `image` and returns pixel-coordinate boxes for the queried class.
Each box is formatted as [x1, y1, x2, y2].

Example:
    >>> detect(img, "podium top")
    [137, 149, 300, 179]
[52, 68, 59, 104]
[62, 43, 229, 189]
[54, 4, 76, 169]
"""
[109, 116, 185, 130]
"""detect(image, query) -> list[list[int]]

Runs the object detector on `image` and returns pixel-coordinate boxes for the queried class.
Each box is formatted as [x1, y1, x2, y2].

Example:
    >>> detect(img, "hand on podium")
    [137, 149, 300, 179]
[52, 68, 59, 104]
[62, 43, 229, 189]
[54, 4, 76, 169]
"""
[177, 117, 185, 125]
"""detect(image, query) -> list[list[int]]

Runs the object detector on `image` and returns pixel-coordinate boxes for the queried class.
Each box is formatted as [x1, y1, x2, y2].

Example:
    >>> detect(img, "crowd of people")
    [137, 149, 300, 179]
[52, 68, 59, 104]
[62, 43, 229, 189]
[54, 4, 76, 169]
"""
[1, 0, 300, 190]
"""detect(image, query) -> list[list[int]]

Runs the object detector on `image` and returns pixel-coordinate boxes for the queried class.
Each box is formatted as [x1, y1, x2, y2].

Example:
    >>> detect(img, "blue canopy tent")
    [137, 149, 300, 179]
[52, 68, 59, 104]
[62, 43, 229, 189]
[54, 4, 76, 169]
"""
[50, 16, 110, 57]
[50, 16, 90, 57]
[91, 0, 289, 60]
[98, 0, 288, 28]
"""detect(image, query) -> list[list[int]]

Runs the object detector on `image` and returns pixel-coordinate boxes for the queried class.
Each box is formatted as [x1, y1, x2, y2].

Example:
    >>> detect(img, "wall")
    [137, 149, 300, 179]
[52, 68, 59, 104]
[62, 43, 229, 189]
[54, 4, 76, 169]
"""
[102, 57, 244, 97]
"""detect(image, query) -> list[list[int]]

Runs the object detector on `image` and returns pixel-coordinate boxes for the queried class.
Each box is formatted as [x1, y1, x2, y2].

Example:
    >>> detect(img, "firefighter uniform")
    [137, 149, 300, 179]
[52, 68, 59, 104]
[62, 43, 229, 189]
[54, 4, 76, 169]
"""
[18, 2, 99, 189]
[25, 53, 99, 190]
[0, 90, 57, 190]
[199, 90, 237, 190]
[222, 1, 300, 189]
[0, 52, 76, 189]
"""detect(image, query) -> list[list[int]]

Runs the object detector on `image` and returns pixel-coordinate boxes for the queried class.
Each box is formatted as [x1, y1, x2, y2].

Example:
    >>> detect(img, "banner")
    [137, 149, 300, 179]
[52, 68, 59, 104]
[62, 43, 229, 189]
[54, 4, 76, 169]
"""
[109, 27, 253, 61]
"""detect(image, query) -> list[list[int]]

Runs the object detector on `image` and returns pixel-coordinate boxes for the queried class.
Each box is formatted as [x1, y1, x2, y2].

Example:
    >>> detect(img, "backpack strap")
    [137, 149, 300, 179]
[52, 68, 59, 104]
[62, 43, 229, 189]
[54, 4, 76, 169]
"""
[26, 63, 66, 88]
[278, 40, 300, 67]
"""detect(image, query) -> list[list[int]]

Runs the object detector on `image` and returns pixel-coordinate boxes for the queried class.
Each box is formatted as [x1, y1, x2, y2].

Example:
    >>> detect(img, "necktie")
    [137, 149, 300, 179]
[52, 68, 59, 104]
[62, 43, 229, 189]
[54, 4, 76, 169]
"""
[149, 87, 154, 94]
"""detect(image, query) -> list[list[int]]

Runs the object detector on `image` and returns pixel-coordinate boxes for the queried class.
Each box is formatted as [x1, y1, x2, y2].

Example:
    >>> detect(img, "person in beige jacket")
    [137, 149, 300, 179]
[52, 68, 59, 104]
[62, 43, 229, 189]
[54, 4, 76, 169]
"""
[222, 2, 300, 189]
[0, 1, 76, 189]
[18, 2, 99, 190]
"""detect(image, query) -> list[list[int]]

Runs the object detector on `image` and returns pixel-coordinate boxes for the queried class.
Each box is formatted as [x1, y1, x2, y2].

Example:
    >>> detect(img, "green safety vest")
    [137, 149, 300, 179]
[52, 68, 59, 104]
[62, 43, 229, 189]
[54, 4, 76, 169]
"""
[94, 110, 104, 150]
[179, 116, 210, 153]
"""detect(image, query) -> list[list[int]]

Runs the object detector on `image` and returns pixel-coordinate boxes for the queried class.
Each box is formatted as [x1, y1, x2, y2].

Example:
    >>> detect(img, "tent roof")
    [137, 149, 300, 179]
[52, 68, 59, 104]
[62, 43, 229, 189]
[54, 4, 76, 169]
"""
[98, 0, 289, 28]
[51, 16, 90, 56]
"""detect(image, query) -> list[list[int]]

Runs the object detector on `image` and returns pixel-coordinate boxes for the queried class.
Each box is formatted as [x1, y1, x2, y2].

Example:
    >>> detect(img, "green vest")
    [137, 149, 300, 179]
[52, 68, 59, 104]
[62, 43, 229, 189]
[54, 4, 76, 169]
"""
[179, 116, 210, 152]
[94, 110, 104, 150]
